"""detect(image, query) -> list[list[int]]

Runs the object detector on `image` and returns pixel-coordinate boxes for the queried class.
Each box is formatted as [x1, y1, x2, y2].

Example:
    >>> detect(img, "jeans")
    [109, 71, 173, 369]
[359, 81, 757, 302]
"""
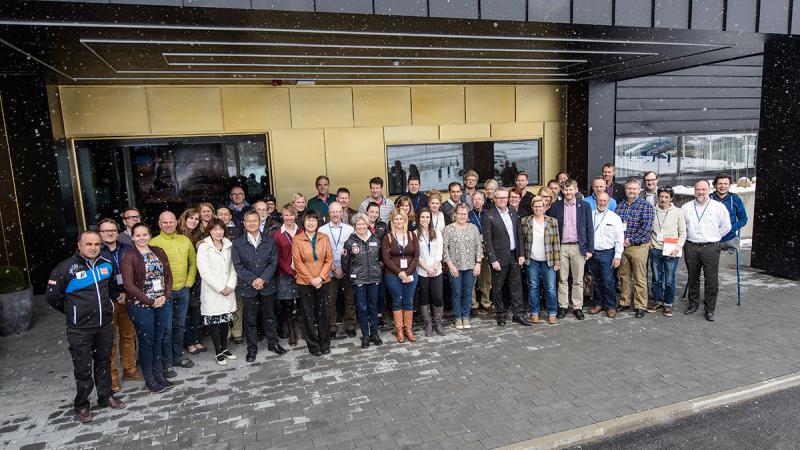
[526, 261, 558, 316]
[384, 274, 419, 311]
[649, 248, 680, 305]
[352, 282, 380, 337]
[449, 270, 474, 320]
[127, 300, 172, 385]
[169, 287, 190, 365]
[589, 249, 617, 310]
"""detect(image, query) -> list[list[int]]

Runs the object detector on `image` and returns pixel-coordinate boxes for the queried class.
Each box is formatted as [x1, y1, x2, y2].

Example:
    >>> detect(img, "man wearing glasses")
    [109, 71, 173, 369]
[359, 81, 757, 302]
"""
[228, 186, 252, 228]
[97, 218, 143, 392]
[117, 207, 141, 247]
[642, 171, 659, 207]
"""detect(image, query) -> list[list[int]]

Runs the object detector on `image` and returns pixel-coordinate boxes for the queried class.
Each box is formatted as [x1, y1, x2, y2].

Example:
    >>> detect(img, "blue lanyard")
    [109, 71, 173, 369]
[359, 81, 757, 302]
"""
[330, 225, 343, 251]
[593, 211, 607, 232]
[420, 234, 431, 254]
[413, 194, 421, 212]
[471, 211, 483, 233]
[111, 248, 120, 270]
[694, 201, 709, 223]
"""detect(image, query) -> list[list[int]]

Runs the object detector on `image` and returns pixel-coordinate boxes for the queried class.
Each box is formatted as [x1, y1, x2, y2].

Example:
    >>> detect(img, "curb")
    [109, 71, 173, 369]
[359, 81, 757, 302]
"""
[498, 371, 800, 450]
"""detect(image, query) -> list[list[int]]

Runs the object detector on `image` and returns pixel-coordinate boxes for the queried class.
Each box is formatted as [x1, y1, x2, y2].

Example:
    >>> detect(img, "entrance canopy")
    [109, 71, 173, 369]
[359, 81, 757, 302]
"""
[0, 1, 765, 85]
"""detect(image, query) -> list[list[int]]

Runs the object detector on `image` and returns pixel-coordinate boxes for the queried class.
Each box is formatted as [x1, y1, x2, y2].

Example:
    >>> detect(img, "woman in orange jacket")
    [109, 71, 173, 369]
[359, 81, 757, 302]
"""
[291, 210, 334, 357]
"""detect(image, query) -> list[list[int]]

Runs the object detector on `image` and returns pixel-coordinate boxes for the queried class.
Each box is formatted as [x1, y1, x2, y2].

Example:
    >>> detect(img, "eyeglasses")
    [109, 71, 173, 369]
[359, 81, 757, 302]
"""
[123, 215, 140, 220]
[495, 196, 509, 200]
[98, 229, 118, 234]
[644, 178, 658, 182]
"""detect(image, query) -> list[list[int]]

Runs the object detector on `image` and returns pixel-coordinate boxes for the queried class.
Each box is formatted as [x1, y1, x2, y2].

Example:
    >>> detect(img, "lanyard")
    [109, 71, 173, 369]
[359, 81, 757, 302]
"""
[309, 233, 318, 262]
[283, 230, 294, 246]
[694, 201, 710, 223]
[413, 194, 421, 212]
[395, 233, 407, 257]
[593, 210, 608, 232]
[655, 209, 669, 230]
[330, 225, 343, 250]
[471, 210, 483, 233]
[110, 248, 120, 270]
[420, 234, 431, 254]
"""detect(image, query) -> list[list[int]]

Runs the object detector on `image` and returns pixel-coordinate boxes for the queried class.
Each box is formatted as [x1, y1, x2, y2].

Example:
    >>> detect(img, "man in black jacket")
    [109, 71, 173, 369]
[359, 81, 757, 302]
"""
[232, 210, 287, 362]
[46, 231, 126, 423]
[547, 179, 595, 320]
[481, 187, 531, 327]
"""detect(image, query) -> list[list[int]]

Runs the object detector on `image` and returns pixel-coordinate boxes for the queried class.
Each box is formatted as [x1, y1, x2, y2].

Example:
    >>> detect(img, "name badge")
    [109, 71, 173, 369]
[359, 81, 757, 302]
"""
[76, 271, 87, 280]
[400, 258, 408, 269]
[350, 274, 357, 279]
[369, 242, 378, 247]
[656, 233, 664, 242]
[152, 279, 163, 292]
[115, 274, 124, 285]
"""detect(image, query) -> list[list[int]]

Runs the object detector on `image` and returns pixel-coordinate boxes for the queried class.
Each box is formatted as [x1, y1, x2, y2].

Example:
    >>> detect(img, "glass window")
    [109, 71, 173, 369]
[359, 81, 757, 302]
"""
[74, 134, 269, 228]
[386, 139, 540, 196]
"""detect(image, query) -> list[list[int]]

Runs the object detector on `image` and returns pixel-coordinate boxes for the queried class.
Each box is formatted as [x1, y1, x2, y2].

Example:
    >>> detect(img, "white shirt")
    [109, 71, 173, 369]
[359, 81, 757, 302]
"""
[592, 209, 625, 259]
[681, 199, 731, 243]
[431, 211, 446, 235]
[318, 221, 354, 269]
[246, 232, 261, 250]
[498, 207, 516, 250]
[416, 233, 443, 277]
[529, 219, 546, 261]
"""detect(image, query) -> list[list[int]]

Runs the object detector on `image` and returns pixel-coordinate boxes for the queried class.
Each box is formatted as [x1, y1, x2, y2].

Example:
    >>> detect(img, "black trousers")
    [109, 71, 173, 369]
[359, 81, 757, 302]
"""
[299, 283, 331, 354]
[684, 241, 722, 312]
[66, 324, 113, 411]
[490, 262, 524, 318]
[243, 293, 278, 353]
[418, 273, 444, 307]
[209, 323, 229, 355]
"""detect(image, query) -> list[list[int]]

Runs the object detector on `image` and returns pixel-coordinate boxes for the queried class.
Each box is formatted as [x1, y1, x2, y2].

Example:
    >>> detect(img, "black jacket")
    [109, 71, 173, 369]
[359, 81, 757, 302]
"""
[481, 205, 524, 266]
[231, 232, 278, 297]
[46, 252, 120, 328]
[369, 221, 389, 246]
[342, 232, 383, 286]
[546, 199, 595, 256]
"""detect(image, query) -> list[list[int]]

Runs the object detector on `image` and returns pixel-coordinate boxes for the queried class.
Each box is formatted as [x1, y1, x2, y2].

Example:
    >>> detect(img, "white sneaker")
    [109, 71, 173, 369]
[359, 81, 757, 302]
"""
[215, 354, 228, 366]
[455, 319, 464, 330]
[221, 350, 237, 360]
[462, 319, 471, 329]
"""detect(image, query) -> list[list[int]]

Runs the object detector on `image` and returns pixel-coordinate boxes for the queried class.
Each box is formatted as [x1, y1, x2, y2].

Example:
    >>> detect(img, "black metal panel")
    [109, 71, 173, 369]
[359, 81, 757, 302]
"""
[619, 75, 763, 87]
[183, 0, 250, 7]
[316, 0, 374, 14]
[654, 0, 690, 28]
[573, 0, 613, 25]
[664, 64, 764, 76]
[252, 0, 314, 11]
[615, 0, 653, 27]
[429, 0, 479, 19]
[617, 108, 761, 122]
[374, 0, 427, 16]
[794, 0, 800, 33]
[480, 0, 527, 21]
[758, 0, 790, 33]
[617, 119, 761, 134]
[617, 97, 762, 110]
[529, 0, 571, 23]
[690, 0, 724, 30]
[752, 34, 800, 279]
[726, 0, 758, 31]
[110, 0, 180, 5]
[617, 86, 761, 98]
[567, 81, 616, 190]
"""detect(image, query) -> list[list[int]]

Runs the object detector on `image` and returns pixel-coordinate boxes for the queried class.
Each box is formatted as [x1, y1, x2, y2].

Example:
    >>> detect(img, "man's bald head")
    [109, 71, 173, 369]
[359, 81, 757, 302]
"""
[158, 211, 177, 234]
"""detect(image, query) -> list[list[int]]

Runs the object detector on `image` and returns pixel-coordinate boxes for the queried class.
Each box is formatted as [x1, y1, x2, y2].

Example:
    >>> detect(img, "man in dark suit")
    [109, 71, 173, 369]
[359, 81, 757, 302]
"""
[232, 210, 287, 362]
[602, 163, 626, 203]
[547, 179, 594, 320]
[481, 187, 531, 327]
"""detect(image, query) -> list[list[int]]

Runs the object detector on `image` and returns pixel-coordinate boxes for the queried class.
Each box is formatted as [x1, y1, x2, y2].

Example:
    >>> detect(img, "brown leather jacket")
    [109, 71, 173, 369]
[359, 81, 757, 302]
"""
[291, 232, 333, 285]
[121, 246, 174, 306]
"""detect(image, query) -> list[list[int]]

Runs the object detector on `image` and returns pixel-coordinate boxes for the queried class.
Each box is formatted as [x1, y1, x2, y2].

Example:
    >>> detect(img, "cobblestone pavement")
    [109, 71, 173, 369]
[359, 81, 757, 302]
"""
[2, 252, 799, 450]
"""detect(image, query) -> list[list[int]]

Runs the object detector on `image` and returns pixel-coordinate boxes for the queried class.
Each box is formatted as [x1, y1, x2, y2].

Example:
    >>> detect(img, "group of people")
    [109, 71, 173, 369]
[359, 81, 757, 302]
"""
[46, 165, 747, 423]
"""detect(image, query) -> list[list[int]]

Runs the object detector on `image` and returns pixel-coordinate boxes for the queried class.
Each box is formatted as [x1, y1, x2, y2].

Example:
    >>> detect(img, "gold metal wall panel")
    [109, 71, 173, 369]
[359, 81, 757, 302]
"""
[516, 85, 566, 123]
[544, 121, 565, 184]
[383, 125, 439, 143]
[221, 87, 291, 131]
[290, 87, 353, 129]
[324, 127, 385, 203]
[439, 123, 491, 141]
[466, 86, 515, 124]
[411, 86, 465, 125]
[491, 121, 544, 138]
[270, 128, 327, 205]
[353, 87, 411, 127]
[146, 87, 223, 135]
[60, 86, 150, 137]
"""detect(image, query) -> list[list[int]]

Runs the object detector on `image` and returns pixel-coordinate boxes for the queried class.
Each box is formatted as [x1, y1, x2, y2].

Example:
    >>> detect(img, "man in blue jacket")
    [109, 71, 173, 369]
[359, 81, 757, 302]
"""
[546, 179, 594, 320]
[711, 174, 748, 252]
[46, 231, 126, 423]
[232, 210, 287, 362]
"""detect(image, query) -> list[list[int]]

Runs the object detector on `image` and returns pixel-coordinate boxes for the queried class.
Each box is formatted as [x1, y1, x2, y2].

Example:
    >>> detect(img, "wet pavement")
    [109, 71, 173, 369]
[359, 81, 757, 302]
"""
[2, 249, 799, 449]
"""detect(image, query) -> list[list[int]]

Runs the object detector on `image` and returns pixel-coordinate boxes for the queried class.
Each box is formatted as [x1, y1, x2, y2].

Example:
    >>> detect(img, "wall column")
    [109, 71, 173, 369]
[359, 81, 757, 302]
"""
[751, 35, 800, 278]
[566, 81, 616, 192]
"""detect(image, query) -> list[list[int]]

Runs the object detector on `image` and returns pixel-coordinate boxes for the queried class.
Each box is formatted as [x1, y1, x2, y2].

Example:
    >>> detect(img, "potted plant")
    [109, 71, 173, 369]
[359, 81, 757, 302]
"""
[0, 266, 33, 336]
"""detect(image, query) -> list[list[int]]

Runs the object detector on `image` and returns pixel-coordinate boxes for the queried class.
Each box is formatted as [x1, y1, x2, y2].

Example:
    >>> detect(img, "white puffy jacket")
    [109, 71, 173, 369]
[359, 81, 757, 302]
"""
[196, 236, 237, 317]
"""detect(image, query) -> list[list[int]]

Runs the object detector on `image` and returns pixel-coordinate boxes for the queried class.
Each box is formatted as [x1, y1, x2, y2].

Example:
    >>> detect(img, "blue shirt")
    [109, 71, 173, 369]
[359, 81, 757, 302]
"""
[710, 192, 747, 242]
[583, 194, 617, 212]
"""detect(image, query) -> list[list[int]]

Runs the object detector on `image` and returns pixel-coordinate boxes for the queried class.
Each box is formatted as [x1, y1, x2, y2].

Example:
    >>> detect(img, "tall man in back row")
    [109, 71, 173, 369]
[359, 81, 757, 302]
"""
[682, 180, 731, 321]
[46, 231, 127, 423]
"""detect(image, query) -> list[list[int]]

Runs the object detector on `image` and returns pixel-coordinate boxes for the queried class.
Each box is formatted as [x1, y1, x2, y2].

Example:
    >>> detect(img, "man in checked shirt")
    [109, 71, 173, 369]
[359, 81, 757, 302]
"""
[615, 177, 655, 318]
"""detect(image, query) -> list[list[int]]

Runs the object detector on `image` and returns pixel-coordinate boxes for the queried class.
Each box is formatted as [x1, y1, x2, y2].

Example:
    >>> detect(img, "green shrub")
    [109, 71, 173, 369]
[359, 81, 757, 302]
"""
[0, 266, 27, 294]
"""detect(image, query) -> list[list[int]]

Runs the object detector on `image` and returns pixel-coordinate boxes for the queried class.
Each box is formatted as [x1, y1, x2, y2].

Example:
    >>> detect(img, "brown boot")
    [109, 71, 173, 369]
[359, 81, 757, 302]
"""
[403, 310, 416, 342]
[393, 311, 404, 343]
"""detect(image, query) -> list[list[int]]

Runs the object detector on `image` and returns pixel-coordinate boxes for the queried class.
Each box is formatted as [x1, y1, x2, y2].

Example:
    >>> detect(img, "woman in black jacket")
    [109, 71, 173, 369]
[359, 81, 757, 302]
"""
[342, 213, 383, 349]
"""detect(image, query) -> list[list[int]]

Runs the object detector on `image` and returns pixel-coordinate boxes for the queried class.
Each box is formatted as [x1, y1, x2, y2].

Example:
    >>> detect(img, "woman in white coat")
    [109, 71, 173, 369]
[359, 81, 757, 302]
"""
[196, 219, 238, 366]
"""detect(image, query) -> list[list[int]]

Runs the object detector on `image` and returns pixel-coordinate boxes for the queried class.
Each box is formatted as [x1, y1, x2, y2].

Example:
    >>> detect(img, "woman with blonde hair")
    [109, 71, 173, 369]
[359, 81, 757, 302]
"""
[394, 195, 417, 232]
[177, 208, 203, 247]
[177, 208, 206, 354]
[197, 202, 216, 238]
[291, 193, 308, 228]
[381, 209, 419, 343]
[426, 190, 447, 235]
[537, 187, 554, 211]
[521, 196, 561, 324]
